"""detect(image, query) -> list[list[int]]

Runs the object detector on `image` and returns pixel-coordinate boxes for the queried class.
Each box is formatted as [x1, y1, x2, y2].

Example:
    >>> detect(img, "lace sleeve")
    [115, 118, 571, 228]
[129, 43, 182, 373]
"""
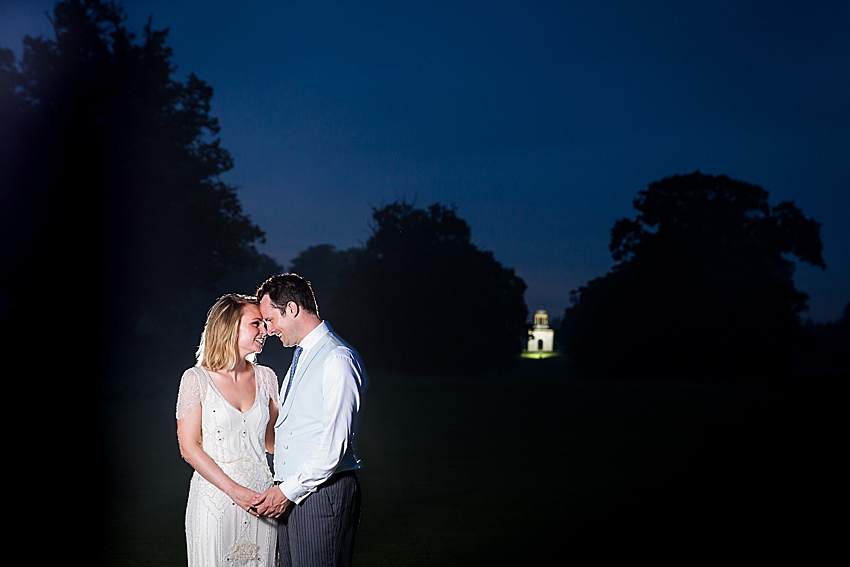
[176, 367, 206, 420]
[258, 365, 280, 407]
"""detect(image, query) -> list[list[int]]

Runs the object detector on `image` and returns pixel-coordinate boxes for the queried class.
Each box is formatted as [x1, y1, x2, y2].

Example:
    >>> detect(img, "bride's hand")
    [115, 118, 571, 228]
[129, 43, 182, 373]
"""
[227, 485, 262, 516]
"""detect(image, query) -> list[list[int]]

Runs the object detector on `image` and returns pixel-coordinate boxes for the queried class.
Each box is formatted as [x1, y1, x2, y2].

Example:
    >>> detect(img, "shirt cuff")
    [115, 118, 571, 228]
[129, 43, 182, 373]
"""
[278, 478, 312, 505]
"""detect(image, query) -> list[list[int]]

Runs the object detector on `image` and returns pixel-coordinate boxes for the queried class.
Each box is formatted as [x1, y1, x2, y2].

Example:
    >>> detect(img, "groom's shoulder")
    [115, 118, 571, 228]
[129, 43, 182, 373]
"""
[326, 329, 359, 353]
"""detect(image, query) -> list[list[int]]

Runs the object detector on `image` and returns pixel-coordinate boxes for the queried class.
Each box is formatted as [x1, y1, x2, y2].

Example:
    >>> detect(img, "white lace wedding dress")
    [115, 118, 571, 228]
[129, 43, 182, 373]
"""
[176, 365, 280, 566]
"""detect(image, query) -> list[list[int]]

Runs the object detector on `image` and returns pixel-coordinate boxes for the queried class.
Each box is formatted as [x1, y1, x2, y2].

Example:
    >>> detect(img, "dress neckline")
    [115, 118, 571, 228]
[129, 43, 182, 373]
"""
[199, 365, 260, 414]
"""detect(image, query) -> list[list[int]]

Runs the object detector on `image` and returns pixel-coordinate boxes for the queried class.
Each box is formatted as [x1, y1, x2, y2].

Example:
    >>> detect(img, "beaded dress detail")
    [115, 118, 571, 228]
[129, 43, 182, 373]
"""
[176, 365, 279, 566]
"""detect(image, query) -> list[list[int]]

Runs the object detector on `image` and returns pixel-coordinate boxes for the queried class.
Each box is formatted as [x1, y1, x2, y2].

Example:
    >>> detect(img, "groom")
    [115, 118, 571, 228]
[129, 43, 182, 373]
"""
[252, 273, 366, 567]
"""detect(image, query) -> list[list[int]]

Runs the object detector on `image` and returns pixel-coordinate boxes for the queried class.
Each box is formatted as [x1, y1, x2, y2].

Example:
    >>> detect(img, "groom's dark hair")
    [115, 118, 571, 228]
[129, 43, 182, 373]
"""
[257, 273, 319, 317]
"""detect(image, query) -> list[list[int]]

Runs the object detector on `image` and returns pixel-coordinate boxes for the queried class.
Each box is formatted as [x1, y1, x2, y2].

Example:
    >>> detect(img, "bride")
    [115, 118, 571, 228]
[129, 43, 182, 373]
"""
[176, 294, 280, 566]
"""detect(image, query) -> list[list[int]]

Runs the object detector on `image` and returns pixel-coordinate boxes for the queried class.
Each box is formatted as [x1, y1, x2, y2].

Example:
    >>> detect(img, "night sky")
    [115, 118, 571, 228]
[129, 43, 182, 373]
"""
[3, 0, 848, 322]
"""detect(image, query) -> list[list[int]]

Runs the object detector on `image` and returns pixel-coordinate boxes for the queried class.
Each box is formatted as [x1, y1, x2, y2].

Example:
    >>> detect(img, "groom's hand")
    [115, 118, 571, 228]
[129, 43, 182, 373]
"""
[253, 486, 291, 518]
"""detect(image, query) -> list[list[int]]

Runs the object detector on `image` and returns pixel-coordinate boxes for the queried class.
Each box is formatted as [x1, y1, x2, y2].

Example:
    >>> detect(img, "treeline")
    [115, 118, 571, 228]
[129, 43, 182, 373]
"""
[3, 1, 844, 384]
[288, 174, 845, 381]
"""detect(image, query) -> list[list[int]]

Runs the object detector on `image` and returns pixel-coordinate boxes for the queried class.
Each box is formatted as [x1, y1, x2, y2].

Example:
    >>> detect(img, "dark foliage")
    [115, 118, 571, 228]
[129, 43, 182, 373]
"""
[0, 0, 268, 341]
[562, 172, 826, 380]
[288, 244, 361, 322]
[796, 302, 850, 380]
[327, 202, 528, 376]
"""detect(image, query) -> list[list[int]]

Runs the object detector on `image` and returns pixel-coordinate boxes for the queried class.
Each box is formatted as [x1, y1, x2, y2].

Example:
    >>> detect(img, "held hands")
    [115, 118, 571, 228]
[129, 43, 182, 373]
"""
[252, 486, 292, 518]
[227, 485, 263, 517]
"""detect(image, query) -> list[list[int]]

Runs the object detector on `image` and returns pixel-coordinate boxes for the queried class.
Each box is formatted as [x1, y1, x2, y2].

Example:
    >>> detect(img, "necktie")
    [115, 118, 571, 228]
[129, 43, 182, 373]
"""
[283, 346, 302, 402]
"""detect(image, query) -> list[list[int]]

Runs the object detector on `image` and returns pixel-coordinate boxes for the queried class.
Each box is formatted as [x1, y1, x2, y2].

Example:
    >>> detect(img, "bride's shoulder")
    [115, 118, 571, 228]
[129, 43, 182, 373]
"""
[254, 364, 280, 395]
[255, 364, 279, 380]
[178, 366, 210, 391]
[180, 366, 204, 381]
[176, 366, 208, 418]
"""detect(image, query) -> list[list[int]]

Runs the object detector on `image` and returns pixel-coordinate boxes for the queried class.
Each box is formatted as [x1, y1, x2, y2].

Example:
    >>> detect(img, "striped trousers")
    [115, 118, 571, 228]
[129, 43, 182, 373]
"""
[278, 471, 361, 567]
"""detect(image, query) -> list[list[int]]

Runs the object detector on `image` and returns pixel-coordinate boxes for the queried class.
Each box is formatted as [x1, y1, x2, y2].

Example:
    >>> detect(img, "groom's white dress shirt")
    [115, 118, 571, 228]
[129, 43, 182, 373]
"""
[274, 321, 365, 504]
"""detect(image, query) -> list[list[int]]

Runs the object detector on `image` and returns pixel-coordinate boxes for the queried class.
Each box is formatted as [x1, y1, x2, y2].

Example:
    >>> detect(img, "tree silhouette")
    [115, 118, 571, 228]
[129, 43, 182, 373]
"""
[562, 172, 825, 380]
[289, 244, 361, 321]
[798, 302, 850, 380]
[0, 0, 268, 336]
[329, 202, 528, 376]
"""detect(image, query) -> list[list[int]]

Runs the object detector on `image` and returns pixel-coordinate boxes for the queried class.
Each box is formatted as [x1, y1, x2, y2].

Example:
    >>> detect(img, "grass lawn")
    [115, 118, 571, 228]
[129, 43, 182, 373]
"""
[99, 356, 846, 565]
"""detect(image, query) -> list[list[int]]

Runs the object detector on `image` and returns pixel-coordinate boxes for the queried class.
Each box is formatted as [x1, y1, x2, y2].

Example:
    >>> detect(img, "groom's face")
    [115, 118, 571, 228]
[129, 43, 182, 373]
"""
[260, 294, 297, 348]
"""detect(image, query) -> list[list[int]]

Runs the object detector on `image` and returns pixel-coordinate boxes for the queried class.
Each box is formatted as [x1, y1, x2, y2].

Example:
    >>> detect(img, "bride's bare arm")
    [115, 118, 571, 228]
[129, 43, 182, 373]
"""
[265, 398, 278, 454]
[177, 403, 261, 516]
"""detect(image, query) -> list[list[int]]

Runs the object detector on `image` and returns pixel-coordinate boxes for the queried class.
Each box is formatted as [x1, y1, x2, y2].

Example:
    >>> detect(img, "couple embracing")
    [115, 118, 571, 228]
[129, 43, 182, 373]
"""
[176, 273, 366, 566]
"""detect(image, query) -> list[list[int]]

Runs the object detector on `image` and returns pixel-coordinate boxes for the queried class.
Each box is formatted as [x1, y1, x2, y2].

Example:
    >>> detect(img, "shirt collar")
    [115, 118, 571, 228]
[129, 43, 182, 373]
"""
[297, 320, 329, 354]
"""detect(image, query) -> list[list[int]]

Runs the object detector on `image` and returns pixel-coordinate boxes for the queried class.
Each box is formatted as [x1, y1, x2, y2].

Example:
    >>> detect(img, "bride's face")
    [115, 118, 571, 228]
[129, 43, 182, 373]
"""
[236, 304, 267, 358]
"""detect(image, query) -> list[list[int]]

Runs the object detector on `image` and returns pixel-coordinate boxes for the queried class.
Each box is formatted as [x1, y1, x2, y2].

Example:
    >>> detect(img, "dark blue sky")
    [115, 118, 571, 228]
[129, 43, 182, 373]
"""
[3, 0, 848, 322]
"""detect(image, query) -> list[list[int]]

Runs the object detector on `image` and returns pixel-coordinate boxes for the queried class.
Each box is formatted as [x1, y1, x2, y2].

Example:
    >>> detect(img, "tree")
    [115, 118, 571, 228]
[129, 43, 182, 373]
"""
[798, 302, 850, 380]
[288, 244, 361, 321]
[0, 0, 268, 338]
[562, 172, 825, 380]
[329, 202, 528, 376]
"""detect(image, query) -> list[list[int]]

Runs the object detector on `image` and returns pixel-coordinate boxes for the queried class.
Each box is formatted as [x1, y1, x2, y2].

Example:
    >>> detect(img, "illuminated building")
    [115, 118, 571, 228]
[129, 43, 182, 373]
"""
[526, 309, 554, 353]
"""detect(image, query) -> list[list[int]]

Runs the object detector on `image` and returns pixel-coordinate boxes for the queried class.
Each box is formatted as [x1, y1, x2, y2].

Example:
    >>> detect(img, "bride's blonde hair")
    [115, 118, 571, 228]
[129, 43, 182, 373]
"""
[196, 294, 259, 370]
